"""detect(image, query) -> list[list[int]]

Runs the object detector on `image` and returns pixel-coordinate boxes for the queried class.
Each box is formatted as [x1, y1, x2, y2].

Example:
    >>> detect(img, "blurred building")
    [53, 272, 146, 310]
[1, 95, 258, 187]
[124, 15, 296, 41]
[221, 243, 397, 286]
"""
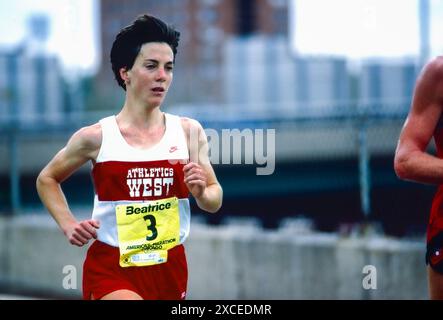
[95, 0, 289, 109]
[359, 59, 418, 110]
[0, 14, 66, 125]
[419, 0, 430, 67]
[0, 51, 65, 124]
[294, 56, 350, 109]
[224, 36, 350, 112]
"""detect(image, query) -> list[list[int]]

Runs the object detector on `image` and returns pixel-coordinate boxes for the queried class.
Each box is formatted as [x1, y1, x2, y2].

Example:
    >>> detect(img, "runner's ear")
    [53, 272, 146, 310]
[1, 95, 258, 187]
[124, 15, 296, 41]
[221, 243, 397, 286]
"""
[119, 67, 130, 85]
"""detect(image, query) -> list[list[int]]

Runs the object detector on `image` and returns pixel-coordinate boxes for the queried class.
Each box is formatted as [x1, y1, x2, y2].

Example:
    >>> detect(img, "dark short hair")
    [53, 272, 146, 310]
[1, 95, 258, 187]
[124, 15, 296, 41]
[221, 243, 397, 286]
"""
[110, 14, 180, 90]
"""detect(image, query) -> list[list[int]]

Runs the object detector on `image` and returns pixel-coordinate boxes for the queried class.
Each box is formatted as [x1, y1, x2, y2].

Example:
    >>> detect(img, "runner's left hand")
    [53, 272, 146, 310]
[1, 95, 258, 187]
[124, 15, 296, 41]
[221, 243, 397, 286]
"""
[183, 162, 207, 199]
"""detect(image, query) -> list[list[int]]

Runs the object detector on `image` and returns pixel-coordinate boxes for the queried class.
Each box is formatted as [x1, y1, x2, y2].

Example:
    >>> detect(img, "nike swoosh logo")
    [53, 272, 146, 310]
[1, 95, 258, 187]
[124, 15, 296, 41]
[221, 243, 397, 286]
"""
[169, 146, 178, 153]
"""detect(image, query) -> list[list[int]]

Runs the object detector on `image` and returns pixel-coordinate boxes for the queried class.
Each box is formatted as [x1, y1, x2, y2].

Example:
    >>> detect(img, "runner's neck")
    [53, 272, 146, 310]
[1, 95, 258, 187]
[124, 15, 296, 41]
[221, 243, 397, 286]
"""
[116, 105, 164, 129]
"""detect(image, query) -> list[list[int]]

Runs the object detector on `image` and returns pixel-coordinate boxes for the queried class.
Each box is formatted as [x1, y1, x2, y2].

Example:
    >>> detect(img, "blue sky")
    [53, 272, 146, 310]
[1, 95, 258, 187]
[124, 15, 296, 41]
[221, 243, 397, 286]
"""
[0, 0, 441, 75]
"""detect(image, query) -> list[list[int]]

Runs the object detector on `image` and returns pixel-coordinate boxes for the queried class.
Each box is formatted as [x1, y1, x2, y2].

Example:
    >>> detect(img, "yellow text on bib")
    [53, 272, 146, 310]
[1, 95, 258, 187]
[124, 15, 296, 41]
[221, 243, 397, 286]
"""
[115, 197, 180, 267]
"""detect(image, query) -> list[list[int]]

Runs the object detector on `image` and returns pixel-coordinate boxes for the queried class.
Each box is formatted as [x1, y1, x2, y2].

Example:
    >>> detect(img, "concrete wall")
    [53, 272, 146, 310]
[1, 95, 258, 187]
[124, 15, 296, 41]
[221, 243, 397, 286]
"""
[0, 215, 428, 299]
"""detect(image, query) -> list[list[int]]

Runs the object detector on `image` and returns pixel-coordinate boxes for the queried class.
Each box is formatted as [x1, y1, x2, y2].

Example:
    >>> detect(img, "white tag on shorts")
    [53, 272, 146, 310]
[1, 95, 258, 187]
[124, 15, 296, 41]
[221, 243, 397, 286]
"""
[130, 252, 166, 264]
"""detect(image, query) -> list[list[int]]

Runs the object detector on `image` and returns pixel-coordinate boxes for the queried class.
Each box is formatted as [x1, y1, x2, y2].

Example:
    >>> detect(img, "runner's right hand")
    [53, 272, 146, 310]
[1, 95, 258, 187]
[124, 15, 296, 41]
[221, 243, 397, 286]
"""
[64, 219, 100, 247]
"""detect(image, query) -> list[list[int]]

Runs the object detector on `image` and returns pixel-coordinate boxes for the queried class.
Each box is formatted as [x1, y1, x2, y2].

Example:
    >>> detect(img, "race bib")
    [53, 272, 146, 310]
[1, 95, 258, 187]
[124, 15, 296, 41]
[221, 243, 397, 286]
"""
[115, 197, 180, 267]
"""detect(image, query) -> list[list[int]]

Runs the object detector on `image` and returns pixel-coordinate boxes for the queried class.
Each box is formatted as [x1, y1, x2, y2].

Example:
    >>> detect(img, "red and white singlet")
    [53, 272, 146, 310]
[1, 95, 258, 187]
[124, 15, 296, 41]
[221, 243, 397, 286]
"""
[91, 113, 190, 254]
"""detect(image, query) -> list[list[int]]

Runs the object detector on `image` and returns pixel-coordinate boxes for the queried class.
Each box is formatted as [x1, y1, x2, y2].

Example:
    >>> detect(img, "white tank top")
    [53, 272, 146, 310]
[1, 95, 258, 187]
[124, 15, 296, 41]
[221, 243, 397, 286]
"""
[91, 113, 191, 247]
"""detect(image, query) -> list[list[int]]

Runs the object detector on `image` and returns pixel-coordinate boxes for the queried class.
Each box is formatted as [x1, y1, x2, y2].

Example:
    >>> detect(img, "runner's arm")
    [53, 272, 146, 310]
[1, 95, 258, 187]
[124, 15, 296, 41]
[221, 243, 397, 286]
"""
[182, 118, 223, 213]
[394, 57, 443, 185]
[36, 124, 101, 246]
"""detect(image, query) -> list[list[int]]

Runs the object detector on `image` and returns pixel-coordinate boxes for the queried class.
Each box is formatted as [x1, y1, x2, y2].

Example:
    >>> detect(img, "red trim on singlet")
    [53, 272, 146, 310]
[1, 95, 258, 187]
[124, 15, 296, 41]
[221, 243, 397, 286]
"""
[428, 188, 443, 242]
[430, 250, 443, 267]
[92, 160, 189, 201]
[428, 126, 443, 242]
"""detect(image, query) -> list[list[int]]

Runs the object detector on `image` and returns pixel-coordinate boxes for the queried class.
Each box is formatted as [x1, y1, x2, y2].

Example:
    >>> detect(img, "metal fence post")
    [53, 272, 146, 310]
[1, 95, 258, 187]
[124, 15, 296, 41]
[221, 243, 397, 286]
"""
[7, 50, 21, 214]
[358, 121, 371, 218]
[9, 129, 21, 214]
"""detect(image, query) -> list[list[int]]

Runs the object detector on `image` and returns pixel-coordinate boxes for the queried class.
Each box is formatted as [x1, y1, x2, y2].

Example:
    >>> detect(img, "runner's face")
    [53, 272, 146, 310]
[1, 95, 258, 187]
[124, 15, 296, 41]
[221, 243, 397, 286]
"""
[127, 42, 174, 107]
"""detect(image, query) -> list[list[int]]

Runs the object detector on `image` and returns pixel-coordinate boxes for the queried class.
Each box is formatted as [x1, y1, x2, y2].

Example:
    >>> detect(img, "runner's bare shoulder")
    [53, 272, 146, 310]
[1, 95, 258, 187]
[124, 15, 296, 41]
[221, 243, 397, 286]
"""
[180, 117, 203, 137]
[421, 56, 443, 86]
[68, 122, 102, 160]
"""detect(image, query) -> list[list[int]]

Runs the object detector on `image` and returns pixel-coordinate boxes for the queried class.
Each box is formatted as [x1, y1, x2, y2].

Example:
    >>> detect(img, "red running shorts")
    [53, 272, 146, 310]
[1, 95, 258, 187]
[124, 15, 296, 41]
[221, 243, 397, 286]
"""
[82, 240, 188, 300]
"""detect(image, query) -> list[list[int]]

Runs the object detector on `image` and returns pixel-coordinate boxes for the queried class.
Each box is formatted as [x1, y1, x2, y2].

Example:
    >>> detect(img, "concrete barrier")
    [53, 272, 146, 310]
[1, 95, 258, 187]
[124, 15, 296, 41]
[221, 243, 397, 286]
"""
[0, 215, 88, 298]
[0, 215, 428, 299]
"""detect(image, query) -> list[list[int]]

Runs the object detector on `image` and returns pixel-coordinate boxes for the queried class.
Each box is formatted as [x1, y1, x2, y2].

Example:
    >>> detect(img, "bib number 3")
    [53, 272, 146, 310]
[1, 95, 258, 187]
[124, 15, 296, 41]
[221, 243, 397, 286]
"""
[143, 214, 158, 241]
[115, 197, 180, 267]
